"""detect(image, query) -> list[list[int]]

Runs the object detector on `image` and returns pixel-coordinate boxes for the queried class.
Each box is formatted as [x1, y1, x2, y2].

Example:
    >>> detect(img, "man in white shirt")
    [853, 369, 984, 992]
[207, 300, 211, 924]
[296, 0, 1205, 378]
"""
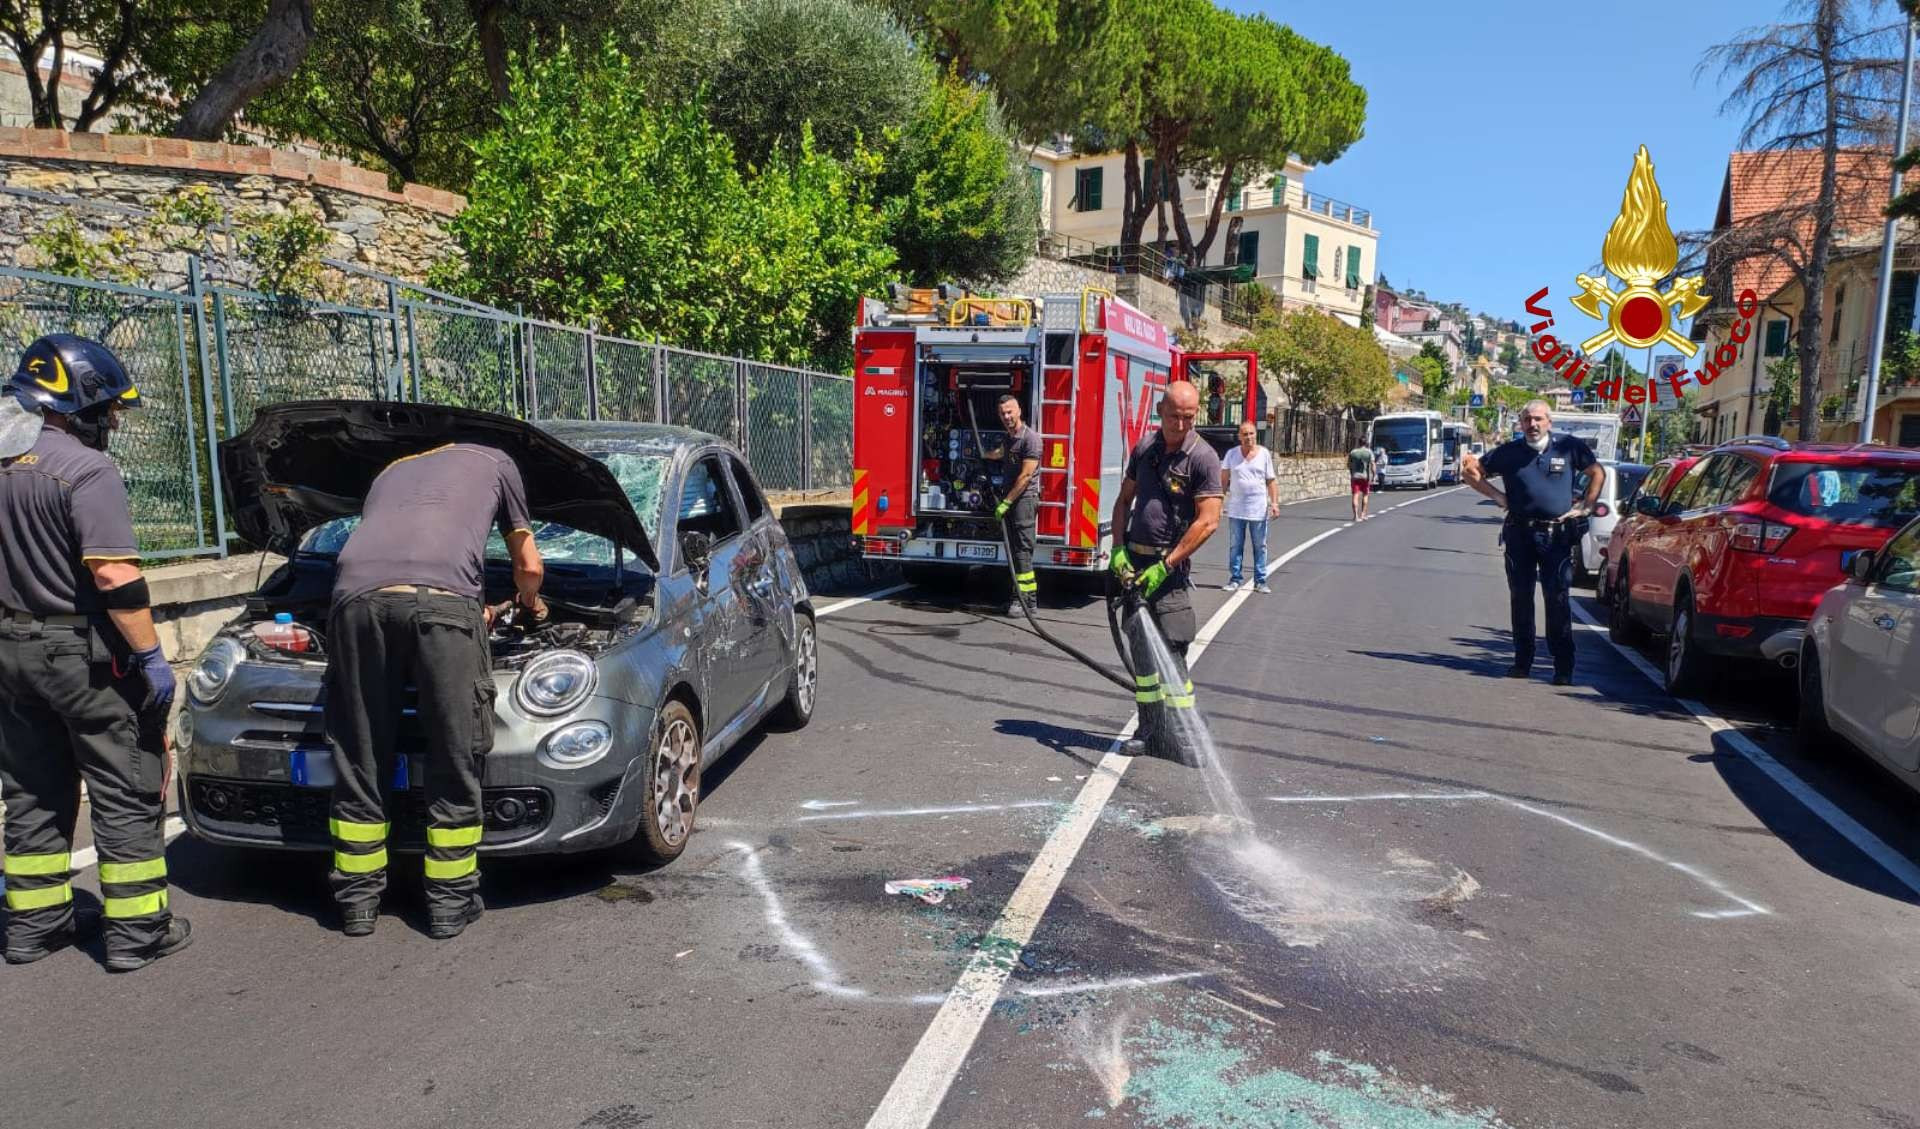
[1221, 422, 1280, 592]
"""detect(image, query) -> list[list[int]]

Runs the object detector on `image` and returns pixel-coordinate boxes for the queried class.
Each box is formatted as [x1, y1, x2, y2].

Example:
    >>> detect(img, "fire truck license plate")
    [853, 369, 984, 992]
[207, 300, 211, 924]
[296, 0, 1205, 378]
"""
[958, 544, 998, 561]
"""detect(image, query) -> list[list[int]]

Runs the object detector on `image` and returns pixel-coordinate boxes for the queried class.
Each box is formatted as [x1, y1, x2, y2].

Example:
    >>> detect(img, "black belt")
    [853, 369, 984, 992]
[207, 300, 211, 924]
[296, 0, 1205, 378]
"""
[1506, 516, 1573, 531]
[1, 605, 93, 628]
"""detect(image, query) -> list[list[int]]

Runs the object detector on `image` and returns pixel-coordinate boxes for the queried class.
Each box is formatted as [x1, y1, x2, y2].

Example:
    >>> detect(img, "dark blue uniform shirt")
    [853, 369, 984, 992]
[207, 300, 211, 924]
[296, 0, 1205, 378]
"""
[1479, 433, 1596, 521]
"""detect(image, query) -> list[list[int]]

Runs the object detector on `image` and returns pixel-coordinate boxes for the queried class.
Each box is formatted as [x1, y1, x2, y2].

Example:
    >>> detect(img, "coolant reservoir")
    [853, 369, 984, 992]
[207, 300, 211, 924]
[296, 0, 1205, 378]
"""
[252, 612, 314, 654]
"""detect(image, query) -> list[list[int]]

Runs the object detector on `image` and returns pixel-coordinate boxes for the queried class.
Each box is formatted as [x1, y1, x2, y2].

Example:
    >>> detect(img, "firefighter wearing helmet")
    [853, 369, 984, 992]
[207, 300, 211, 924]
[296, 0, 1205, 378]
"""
[0, 334, 192, 971]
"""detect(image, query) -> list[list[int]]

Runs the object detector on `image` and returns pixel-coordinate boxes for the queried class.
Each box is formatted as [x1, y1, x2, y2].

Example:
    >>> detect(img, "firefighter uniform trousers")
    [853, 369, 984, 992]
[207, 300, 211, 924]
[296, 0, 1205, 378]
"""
[1007, 494, 1038, 605]
[0, 615, 172, 957]
[324, 589, 494, 916]
[1124, 549, 1199, 757]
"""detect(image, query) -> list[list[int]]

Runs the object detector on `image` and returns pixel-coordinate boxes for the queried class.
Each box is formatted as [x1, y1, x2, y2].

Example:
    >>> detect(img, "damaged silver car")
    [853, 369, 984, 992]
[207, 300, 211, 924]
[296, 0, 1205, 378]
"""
[177, 401, 817, 864]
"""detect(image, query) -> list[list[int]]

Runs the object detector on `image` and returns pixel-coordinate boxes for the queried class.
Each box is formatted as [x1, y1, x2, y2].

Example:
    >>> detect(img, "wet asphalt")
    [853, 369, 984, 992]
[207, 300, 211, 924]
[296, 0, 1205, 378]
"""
[4, 487, 1918, 1129]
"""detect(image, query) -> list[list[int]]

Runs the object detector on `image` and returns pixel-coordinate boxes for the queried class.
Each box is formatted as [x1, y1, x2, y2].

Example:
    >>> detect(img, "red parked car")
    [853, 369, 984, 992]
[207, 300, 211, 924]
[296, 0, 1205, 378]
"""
[1606, 438, 1920, 694]
[1597, 454, 1700, 603]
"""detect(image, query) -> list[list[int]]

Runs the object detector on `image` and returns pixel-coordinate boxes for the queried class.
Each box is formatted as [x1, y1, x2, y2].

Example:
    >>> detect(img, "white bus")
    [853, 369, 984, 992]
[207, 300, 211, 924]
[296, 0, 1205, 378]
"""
[1368, 410, 1445, 489]
[1440, 421, 1475, 484]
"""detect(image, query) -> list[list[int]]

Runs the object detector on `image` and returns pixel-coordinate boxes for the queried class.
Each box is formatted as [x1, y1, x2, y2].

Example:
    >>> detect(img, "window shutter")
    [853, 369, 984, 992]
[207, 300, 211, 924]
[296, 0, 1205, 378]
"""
[1086, 167, 1103, 211]
[1237, 231, 1259, 273]
[1764, 319, 1789, 357]
[1302, 233, 1319, 280]
[1346, 245, 1362, 289]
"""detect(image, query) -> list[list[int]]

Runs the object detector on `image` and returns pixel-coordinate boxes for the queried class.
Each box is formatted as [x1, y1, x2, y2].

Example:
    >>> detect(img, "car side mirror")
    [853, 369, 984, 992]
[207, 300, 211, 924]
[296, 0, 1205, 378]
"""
[680, 530, 713, 575]
[1848, 549, 1877, 582]
[1635, 495, 1663, 517]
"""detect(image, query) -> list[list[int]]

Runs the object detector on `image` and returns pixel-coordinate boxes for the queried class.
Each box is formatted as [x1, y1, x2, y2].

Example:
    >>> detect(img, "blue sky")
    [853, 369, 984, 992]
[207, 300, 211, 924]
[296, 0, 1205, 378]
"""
[1237, 0, 1772, 333]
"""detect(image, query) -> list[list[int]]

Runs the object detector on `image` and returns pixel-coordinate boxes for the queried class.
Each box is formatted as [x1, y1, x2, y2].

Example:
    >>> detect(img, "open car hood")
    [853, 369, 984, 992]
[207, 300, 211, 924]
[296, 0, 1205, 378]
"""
[220, 401, 658, 570]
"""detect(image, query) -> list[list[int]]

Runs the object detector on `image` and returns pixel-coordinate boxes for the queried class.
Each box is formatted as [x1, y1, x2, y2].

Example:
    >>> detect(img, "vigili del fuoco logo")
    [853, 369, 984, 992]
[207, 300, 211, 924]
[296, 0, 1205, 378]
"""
[1522, 146, 1758, 408]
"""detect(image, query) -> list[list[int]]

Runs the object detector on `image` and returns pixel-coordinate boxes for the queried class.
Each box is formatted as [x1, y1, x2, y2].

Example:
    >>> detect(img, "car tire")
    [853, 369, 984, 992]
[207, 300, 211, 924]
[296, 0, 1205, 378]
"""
[771, 612, 817, 730]
[1665, 590, 1710, 697]
[1796, 642, 1838, 756]
[1609, 565, 1648, 646]
[626, 698, 700, 865]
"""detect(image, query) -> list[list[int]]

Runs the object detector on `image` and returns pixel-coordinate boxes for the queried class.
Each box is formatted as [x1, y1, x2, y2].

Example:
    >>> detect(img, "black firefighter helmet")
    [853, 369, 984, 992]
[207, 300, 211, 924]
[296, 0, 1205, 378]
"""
[0, 334, 141, 456]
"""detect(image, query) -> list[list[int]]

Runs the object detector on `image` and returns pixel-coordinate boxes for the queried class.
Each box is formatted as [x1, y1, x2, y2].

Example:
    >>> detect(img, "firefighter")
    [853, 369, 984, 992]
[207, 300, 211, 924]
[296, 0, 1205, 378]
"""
[324, 442, 545, 939]
[0, 334, 190, 972]
[1108, 380, 1224, 756]
[986, 392, 1042, 616]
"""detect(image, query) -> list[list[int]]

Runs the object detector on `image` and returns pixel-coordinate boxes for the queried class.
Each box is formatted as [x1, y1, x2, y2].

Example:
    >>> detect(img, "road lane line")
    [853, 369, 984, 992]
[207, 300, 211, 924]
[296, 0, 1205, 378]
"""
[797, 800, 1058, 822]
[864, 497, 1362, 1129]
[816, 584, 912, 618]
[1569, 600, 1920, 900]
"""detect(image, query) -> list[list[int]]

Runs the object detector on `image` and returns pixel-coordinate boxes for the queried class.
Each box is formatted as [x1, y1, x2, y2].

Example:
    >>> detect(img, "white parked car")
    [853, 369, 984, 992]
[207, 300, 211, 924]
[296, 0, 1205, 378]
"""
[1799, 513, 1920, 789]
[1574, 460, 1649, 588]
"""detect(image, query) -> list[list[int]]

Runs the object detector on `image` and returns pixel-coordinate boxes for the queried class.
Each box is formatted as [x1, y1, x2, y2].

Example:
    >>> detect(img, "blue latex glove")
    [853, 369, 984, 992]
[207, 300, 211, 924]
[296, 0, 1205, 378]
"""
[131, 645, 176, 712]
[1110, 546, 1133, 576]
[993, 498, 1011, 520]
[1136, 560, 1169, 597]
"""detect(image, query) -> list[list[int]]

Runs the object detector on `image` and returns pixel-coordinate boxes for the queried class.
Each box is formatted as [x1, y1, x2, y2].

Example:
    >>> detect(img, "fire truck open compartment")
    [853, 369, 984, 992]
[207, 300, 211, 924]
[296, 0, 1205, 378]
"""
[914, 359, 1035, 518]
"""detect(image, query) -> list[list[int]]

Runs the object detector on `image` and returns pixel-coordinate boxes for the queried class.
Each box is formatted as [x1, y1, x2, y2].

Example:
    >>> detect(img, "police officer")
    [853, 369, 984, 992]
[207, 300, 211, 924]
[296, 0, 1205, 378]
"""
[986, 393, 1042, 617]
[1462, 399, 1600, 685]
[1109, 380, 1223, 755]
[0, 335, 190, 971]
[325, 441, 545, 939]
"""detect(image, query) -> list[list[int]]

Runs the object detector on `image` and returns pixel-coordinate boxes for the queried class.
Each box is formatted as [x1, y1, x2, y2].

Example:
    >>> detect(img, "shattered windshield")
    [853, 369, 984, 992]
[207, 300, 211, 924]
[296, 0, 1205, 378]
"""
[299, 451, 671, 568]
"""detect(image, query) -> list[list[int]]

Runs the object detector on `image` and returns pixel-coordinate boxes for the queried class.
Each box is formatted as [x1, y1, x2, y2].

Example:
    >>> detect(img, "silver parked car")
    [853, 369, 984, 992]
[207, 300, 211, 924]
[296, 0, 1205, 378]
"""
[1575, 460, 1649, 589]
[1799, 513, 1920, 790]
[177, 402, 817, 865]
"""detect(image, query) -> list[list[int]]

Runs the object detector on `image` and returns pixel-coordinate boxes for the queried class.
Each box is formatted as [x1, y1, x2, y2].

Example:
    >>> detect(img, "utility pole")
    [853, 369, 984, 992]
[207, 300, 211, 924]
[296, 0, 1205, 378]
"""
[1861, 10, 1917, 444]
[1640, 344, 1654, 459]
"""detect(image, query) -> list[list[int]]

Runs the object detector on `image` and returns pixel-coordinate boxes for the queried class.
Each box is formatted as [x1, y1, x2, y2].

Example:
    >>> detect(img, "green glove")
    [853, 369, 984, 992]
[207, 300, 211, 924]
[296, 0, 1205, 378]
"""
[1110, 546, 1133, 576]
[1137, 560, 1169, 597]
[994, 498, 1011, 520]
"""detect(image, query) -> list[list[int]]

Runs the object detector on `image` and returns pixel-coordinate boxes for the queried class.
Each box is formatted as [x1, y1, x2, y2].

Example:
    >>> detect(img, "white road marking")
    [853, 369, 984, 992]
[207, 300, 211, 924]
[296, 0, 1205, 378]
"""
[1263, 790, 1770, 919]
[1570, 600, 1920, 901]
[798, 800, 1058, 822]
[732, 840, 873, 1001]
[816, 584, 913, 618]
[798, 799, 861, 811]
[866, 496, 1362, 1129]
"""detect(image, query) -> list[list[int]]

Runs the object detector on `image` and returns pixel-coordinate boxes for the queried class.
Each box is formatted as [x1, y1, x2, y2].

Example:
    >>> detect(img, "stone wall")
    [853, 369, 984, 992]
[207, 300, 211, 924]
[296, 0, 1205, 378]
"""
[999, 252, 1249, 347]
[1273, 456, 1348, 505]
[0, 128, 464, 294]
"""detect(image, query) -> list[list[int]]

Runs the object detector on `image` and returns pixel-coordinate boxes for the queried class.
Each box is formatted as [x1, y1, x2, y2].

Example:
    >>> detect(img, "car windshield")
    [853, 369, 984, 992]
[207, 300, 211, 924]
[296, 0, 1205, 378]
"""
[1766, 462, 1920, 529]
[299, 451, 673, 565]
[1372, 419, 1427, 453]
[1583, 465, 1648, 502]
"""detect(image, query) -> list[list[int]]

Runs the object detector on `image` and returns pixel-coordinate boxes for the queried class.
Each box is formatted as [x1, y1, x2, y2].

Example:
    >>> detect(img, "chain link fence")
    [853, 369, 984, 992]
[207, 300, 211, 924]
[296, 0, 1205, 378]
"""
[0, 261, 855, 559]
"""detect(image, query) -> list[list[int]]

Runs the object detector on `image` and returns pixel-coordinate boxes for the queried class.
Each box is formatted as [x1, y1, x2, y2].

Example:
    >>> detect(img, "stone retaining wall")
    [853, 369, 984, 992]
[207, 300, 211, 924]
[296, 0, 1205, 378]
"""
[1274, 456, 1349, 505]
[0, 128, 463, 293]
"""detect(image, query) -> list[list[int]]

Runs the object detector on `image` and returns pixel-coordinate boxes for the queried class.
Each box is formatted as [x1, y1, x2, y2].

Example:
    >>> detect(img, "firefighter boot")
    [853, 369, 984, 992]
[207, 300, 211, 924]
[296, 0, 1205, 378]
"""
[104, 916, 193, 973]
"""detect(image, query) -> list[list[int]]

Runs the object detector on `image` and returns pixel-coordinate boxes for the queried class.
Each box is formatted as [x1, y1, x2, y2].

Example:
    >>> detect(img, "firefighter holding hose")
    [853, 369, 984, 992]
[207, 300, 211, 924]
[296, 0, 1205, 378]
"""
[1109, 380, 1223, 757]
[985, 393, 1042, 617]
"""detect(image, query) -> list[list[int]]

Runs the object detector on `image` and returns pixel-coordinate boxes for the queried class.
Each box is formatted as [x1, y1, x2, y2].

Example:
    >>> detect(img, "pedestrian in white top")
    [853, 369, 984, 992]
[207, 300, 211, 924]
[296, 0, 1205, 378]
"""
[1221, 421, 1280, 592]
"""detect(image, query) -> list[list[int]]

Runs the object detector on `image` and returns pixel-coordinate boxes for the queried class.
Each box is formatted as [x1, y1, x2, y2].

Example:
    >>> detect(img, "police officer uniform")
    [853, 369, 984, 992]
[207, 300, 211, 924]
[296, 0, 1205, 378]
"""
[1476, 431, 1597, 682]
[1114, 428, 1223, 751]
[991, 420, 1043, 614]
[325, 443, 533, 938]
[0, 335, 189, 971]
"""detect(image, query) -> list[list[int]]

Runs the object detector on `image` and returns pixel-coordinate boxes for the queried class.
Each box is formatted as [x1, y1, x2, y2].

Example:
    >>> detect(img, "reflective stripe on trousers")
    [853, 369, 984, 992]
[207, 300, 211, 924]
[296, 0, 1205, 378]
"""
[1014, 570, 1038, 596]
[4, 851, 72, 911]
[331, 817, 390, 876]
[425, 824, 481, 881]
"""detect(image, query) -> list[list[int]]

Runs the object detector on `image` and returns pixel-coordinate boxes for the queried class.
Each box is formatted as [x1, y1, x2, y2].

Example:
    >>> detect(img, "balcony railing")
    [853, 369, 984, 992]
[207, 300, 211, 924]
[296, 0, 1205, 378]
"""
[1297, 191, 1372, 229]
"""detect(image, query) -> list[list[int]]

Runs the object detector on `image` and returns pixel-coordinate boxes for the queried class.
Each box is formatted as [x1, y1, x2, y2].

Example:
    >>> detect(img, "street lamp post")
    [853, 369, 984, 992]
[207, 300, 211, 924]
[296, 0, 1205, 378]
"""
[1861, 11, 1917, 444]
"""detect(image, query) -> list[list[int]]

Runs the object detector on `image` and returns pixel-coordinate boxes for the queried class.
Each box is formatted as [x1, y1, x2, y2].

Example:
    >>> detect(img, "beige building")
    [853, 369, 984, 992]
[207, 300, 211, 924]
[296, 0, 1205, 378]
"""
[1692, 149, 1920, 447]
[1027, 143, 1380, 326]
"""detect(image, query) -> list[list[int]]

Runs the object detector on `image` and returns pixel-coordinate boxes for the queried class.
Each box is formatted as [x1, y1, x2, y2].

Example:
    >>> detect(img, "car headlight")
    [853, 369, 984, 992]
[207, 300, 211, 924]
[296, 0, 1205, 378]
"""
[513, 650, 597, 717]
[188, 637, 247, 705]
[538, 720, 613, 769]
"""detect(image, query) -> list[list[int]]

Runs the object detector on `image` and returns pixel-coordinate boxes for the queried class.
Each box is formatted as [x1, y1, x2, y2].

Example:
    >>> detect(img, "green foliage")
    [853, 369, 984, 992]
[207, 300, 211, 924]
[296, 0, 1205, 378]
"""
[1880, 329, 1920, 392]
[25, 215, 142, 285]
[1245, 308, 1391, 412]
[237, 205, 332, 297]
[442, 39, 894, 371]
[876, 73, 1038, 285]
[1414, 342, 1449, 396]
[146, 185, 225, 255]
[1497, 340, 1521, 370]
[1764, 344, 1799, 429]
[667, 0, 929, 170]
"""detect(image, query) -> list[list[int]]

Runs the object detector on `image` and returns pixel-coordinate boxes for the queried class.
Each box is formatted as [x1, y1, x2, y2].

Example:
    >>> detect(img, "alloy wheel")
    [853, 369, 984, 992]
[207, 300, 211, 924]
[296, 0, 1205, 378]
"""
[795, 623, 817, 715]
[653, 715, 699, 847]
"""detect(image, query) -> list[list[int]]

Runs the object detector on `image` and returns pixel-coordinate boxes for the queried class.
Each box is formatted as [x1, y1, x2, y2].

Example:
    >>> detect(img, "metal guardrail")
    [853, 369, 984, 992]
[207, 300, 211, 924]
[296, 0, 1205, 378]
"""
[0, 259, 852, 558]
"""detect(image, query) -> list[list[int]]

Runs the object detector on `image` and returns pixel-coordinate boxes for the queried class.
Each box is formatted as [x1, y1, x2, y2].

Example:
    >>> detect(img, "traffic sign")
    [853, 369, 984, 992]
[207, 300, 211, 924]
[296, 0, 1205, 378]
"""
[1652, 354, 1686, 412]
[1619, 403, 1644, 426]
[1469, 393, 1485, 408]
[1571, 388, 1586, 405]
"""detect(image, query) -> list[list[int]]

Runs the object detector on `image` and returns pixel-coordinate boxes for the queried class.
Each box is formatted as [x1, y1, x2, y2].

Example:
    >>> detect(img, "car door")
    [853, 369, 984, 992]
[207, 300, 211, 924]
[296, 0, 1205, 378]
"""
[674, 452, 759, 730]
[1636, 457, 1718, 627]
[1694, 455, 1760, 610]
[722, 454, 789, 708]
[1836, 521, 1920, 770]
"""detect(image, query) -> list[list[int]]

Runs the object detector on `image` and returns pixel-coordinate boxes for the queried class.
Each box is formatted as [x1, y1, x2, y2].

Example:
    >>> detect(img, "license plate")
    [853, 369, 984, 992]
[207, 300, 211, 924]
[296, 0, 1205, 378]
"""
[288, 751, 412, 789]
[958, 543, 998, 561]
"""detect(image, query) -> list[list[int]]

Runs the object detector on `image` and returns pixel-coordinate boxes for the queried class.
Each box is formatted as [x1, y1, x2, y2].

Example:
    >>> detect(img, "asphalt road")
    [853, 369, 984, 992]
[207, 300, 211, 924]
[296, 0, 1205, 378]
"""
[6, 487, 1919, 1129]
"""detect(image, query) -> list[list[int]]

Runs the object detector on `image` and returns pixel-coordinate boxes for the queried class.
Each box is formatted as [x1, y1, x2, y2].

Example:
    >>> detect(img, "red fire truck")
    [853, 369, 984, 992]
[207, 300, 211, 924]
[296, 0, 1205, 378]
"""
[850, 287, 1260, 578]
